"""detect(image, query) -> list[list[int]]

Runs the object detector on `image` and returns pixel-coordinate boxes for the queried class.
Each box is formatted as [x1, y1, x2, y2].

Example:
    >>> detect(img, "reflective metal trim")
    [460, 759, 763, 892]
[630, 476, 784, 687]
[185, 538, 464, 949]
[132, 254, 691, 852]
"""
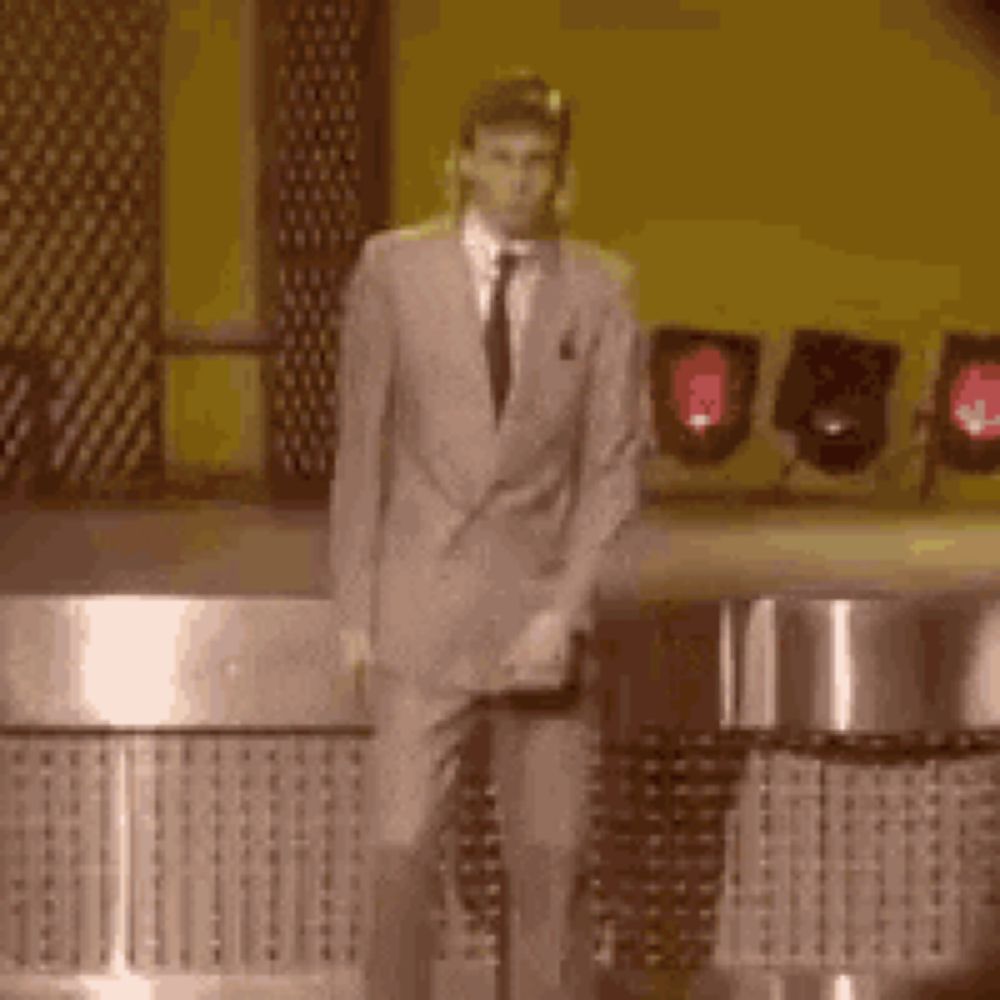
[0, 598, 366, 729]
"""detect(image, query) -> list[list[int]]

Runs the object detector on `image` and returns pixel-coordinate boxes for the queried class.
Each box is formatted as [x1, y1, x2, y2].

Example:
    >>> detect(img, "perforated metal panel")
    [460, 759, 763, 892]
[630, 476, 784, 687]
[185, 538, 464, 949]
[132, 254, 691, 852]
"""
[260, 0, 389, 499]
[443, 723, 506, 963]
[4, 728, 1000, 985]
[593, 731, 744, 973]
[0, 734, 117, 973]
[127, 733, 367, 973]
[451, 729, 1000, 975]
[714, 736, 1000, 973]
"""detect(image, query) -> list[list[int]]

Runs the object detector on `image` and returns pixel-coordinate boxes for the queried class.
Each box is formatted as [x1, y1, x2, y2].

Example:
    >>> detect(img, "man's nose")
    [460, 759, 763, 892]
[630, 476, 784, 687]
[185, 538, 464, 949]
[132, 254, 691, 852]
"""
[510, 162, 531, 194]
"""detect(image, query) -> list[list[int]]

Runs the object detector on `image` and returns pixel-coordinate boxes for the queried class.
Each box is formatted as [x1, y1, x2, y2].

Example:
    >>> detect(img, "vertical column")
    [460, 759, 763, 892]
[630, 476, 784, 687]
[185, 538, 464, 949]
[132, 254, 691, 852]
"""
[219, 733, 247, 969]
[244, 736, 272, 967]
[846, 759, 880, 967]
[24, 739, 46, 970]
[274, 736, 302, 968]
[935, 752, 962, 962]
[160, 734, 187, 969]
[79, 735, 110, 970]
[300, 735, 329, 967]
[187, 733, 223, 970]
[821, 757, 849, 968]
[49, 739, 74, 969]
[768, 750, 794, 965]
[788, 750, 823, 967]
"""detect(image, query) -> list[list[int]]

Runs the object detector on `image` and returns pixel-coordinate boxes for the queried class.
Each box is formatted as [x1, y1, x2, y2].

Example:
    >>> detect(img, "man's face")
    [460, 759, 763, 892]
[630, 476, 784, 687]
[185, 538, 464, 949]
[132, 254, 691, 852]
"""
[459, 124, 563, 240]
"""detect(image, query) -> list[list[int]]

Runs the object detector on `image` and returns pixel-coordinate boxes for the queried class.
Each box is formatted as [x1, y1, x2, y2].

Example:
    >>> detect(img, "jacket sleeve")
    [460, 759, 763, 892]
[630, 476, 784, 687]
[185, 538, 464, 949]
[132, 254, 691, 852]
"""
[553, 270, 650, 634]
[329, 236, 395, 645]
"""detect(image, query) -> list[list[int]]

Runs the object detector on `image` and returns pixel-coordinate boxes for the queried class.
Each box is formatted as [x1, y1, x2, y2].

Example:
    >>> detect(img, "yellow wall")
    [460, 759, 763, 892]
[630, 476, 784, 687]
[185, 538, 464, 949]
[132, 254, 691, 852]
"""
[164, 0, 255, 329]
[392, 0, 1000, 331]
[391, 0, 1000, 500]
[162, 0, 1000, 498]
[163, 0, 264, 476]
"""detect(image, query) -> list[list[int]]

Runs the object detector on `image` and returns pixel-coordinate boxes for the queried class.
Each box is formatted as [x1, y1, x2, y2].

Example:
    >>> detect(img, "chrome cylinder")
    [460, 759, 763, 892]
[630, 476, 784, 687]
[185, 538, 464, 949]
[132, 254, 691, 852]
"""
[728, 594, 1000, 732]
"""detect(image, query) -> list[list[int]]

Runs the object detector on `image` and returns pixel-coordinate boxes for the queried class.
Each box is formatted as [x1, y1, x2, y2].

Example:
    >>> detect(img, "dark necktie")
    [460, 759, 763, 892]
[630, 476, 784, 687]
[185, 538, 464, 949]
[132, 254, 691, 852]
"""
[484, 250, 518, 421]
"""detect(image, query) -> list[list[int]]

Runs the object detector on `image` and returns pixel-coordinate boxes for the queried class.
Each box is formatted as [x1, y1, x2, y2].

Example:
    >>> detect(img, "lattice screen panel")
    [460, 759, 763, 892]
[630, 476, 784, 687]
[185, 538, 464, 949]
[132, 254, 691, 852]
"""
[0, 349, 47, 494]
[0, 0, 163, 497]
[261, 0, 388, 498]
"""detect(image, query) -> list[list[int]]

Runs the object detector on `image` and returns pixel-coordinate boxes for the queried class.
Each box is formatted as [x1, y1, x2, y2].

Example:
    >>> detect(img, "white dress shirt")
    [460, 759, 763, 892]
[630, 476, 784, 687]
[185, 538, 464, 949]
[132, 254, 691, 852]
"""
[461, 207, 543, 377]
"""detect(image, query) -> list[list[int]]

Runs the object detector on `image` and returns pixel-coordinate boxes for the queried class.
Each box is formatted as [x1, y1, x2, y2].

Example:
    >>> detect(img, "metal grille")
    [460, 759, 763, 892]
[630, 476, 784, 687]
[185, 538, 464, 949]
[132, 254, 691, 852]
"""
[4, 729, 1000, 981]
[0, 0, 163, 497]
[260, 0, 389, 499]
[0, 734, 117, 973]
[593, 731, 744, 973]
[0, 349, 48, 494]
[441, 724, 506, 963]
[127, 732, 366, 973]
[452, 729, 1000, 974]
[714, 737, 1000, 972]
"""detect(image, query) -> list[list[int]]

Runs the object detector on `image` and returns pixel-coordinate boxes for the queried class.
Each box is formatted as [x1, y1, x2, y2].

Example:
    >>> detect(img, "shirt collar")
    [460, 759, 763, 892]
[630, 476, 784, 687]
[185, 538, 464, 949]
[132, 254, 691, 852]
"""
[461, 207, 539, 273]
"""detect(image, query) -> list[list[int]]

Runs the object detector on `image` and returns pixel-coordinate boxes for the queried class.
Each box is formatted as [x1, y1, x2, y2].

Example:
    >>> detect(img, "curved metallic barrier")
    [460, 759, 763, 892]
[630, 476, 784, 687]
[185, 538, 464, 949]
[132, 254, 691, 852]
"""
[0, 596, 359, 729]
[729, 594, 1000, 732]
[593, 591, 1000, 999]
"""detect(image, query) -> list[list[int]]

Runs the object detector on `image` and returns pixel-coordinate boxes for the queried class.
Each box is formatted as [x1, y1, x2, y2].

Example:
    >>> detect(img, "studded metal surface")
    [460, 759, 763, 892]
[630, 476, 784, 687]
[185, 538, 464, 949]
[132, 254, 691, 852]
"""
[714, 736, 1000, 972]
[127, 733, 367, 972]
[591, 730, 744, 972]
[260, 0, 388, 499]
[0, 0, 163, 497]
[450, 727, 1000, 974]
[0, 734, 117, 973]
[3, 728, 1000, 978]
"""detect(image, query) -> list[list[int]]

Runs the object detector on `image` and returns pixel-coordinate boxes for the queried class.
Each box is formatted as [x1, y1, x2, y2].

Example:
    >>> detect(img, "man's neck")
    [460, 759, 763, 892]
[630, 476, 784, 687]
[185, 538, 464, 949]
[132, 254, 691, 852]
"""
[463, 205, 552, 250]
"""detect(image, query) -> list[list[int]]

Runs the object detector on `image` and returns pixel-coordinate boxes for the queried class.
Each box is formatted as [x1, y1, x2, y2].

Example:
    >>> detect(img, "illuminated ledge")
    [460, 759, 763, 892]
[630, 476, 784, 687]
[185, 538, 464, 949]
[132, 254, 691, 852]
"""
[0, 963, 994, 1000]
[0, 970, 360, 1000]
[5, 505, 1000, 731]
[685, 967, 1000, 999]
[603, 505, 1000, 603]
[0, 596, 365, 729]
[0, 964, 499, 1000]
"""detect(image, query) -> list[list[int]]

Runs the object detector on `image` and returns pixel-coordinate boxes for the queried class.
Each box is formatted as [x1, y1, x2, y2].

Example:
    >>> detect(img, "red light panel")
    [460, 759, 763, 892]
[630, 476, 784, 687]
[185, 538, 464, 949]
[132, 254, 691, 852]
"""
[949, 363, 1000, 441]
[670, 345, 731, 437]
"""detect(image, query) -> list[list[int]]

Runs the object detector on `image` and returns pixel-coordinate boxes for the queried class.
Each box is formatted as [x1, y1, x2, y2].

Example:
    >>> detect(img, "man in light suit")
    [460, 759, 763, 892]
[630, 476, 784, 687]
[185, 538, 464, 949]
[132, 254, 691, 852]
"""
[330, 69, 647, 1000]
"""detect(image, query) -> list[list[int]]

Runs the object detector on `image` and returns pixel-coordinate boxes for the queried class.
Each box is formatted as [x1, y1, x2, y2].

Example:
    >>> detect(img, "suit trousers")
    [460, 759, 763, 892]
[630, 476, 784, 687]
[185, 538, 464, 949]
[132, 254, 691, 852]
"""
[360, 660, 599, 1000]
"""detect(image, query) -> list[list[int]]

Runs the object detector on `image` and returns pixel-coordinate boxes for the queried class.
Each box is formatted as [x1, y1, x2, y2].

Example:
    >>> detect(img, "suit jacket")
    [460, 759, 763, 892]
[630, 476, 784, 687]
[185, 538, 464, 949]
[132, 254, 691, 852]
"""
[330, 216, 646, 692]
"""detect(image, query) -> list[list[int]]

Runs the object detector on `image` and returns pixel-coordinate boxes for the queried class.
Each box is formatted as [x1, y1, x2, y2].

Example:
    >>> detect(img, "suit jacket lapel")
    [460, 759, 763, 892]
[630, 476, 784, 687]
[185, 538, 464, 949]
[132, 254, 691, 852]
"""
[425, 226, 572, 511]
